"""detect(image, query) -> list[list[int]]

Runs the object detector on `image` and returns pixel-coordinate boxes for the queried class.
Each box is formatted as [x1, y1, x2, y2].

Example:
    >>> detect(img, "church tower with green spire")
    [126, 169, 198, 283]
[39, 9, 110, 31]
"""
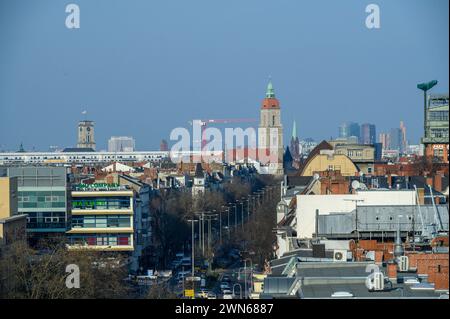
[290, 120, 300, 162]
[258, 79, 284, 175]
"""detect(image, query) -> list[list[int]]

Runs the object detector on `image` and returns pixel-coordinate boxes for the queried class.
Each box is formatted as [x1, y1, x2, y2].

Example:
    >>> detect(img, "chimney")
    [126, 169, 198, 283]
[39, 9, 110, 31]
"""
[387, 260, 398, 282]
[434, 174, 443, 192]
[417, 188, 425, 205]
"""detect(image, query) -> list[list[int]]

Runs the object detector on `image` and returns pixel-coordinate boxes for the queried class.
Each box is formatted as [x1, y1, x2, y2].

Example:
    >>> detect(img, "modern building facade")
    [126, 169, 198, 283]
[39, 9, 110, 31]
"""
[67, 183, 134, 251]
[258, 80, 284, 175]
[3, 167, 69, 241]
[389, 128, 403, 153]
[108, 136, 135, 152]
[422, 94, 449, 163]
[77, 120, 96, 150]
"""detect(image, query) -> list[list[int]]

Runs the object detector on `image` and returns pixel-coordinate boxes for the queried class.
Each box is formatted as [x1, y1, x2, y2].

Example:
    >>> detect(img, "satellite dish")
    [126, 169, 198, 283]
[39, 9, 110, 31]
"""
[351, 180, 361, 190]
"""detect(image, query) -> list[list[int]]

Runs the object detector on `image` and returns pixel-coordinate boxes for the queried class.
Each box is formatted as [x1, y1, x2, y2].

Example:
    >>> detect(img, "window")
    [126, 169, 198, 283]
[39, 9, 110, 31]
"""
[87, 237, 96, 245]
[118, 236, 129, 245]
[434, 148, 444, 157]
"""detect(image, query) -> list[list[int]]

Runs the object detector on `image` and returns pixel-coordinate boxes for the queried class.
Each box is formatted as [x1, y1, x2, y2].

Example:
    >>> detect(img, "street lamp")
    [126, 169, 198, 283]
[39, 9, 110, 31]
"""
[244, 258, 253, 299]
[186, 217, 198, 278]
[240, 198, 245, 231]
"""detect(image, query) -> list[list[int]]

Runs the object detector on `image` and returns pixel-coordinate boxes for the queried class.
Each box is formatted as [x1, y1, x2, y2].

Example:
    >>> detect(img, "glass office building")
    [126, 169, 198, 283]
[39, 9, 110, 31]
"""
[5, 167, 69, 239]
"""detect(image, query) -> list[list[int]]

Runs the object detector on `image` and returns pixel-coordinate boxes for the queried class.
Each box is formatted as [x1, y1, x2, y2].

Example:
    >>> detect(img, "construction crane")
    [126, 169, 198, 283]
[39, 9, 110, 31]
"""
[190, 118, 257, 150]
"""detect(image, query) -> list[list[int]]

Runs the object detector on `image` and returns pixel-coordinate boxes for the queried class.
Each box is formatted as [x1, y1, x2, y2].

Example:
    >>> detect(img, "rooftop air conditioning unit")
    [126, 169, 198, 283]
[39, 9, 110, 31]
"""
[333, 249, 347, 262]
[399, 256, 409, 272]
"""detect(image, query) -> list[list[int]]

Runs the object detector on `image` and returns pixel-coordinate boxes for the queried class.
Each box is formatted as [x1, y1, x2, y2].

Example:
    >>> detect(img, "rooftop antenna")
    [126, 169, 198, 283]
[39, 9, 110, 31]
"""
[428, 185, 444, 232]
[394, 215, 404, 258]
[81, 110, 88, 120]
[413, 185, 427, 238]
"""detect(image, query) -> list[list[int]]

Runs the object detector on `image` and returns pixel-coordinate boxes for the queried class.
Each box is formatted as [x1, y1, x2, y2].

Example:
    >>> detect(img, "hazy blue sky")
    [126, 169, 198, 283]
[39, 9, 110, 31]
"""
[0, 0, 448, 151]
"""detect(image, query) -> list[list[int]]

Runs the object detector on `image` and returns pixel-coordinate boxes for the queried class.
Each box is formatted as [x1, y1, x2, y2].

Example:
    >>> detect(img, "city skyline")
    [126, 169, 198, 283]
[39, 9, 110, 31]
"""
[0, 0, 449, 151]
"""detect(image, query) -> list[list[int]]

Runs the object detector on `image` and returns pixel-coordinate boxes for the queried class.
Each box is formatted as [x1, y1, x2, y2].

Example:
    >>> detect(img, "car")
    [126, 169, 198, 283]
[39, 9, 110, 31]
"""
[207, 292, 217, 299]
[222, 291, 233, 299]
[220, 282, 230, 290]
[222, 275, 231, 282]
[197, 289, 209, 299]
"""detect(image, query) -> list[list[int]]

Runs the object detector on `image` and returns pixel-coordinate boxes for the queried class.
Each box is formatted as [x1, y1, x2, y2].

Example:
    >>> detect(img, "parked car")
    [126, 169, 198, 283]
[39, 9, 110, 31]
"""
[220, 282, 231, 290]
[223, 290, 233, 299]
[207, 292, 217, 299]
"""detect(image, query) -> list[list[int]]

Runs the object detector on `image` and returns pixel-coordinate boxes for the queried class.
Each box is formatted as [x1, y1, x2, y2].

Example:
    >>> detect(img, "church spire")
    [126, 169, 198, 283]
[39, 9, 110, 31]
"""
[266, 78, 275, 98]
[292, 120, 297, 139]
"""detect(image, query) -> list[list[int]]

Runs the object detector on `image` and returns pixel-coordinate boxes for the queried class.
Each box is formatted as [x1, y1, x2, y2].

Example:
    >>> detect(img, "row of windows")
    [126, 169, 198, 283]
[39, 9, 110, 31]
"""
[20, 201, 66, 208]
[347, 150, 363, 157]
[20, 191, 65, 196]
[19, 195, 65, 202]
[430, 128, 449, 138]
[433, 149, 445, 157]
[72, 197, 131, 210]
[374, 216, 414, 222]
[428, 110, 449, 121]
[26, 211, 66, 218]
[68, 235, 131, 246]
[72, 215, 131, 228]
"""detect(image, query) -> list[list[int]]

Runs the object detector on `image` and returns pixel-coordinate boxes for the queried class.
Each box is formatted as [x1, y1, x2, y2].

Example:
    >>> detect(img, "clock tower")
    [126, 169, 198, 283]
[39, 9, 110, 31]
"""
[77, 120, 96, 150]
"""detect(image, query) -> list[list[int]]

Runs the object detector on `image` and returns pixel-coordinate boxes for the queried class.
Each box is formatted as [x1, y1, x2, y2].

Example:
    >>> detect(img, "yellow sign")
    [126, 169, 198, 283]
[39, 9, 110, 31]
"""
[184, 289, 194, 298]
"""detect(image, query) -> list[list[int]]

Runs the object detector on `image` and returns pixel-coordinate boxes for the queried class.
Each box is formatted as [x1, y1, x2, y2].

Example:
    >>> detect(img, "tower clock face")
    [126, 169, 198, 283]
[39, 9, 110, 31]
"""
[87, 127, 91, 132]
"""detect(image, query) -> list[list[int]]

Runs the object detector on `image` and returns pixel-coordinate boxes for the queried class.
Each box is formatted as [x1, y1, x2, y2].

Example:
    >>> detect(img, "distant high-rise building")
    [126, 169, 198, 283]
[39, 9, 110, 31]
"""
[108, 136, 135, 152]
[379, 132, 390, 150]
[339, 122, 360, 140]
[400, 121, 408, 152]
[360, 123, 376, 144]
[77, 120, 96, 150]
[389, 128, 403, 152]
[160, 139, 169, 152]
